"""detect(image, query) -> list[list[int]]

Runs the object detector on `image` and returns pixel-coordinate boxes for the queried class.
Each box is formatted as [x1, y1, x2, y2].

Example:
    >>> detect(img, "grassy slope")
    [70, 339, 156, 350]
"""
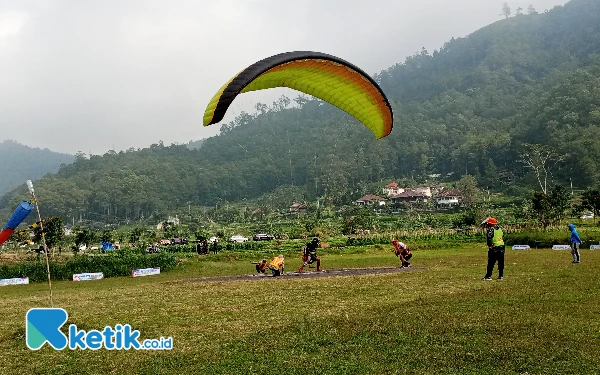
[1, 245, 599, 375]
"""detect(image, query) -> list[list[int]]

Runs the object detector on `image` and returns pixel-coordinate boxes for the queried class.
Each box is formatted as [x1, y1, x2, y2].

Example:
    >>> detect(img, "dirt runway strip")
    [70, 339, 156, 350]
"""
[179, 266, 425, 284]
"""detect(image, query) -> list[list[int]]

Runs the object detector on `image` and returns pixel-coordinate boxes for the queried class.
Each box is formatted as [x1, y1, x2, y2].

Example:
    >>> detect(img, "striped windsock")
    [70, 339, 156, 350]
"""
[0, 201, 34, 246]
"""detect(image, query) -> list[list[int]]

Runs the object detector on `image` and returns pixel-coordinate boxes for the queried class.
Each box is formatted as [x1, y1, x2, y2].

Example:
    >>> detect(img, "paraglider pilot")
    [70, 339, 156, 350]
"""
[392, 238, 412, 268]
[298, 237, 321, 272]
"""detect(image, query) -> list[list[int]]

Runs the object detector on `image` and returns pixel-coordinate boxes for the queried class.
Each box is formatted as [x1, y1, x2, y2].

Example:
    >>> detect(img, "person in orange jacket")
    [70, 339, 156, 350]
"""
[392, 238, 412, 268]
[268, 254, 285, 276]
[251, 255, 285, 276]
[251, 259, 269, 274]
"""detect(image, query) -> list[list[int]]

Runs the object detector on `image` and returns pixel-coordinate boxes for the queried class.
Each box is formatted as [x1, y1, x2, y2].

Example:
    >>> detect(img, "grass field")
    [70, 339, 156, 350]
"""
[1, 244, 600, 375]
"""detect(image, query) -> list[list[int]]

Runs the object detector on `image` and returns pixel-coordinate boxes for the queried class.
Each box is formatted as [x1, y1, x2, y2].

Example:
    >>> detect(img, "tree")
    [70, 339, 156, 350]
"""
[457, 175, 480, 207]
[100, 229, 114, 243]
[548, 185, 571, 224]
[581, 189, 600, 224]
[33, 217, 64, 249]
[502, 3, 512, 18]
[74, 227, 95, 248]
[531, 185, 571, 229]
[519, 144, 565, 194]
[129, 227, 144, 243]
[516, 7, 523, 15]
[342, 207, 375, 235]
[531, 191, 552, 229]
[527, 5, 538, 15]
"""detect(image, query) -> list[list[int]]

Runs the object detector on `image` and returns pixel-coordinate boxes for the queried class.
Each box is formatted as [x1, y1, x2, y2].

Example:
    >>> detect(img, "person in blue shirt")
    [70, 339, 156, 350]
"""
[568, 223, 582, 264]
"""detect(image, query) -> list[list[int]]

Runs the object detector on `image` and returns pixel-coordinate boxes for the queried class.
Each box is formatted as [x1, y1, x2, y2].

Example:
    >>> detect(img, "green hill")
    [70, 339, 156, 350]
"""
[1, 0, 599, 223]
[0, 140, 74, 196]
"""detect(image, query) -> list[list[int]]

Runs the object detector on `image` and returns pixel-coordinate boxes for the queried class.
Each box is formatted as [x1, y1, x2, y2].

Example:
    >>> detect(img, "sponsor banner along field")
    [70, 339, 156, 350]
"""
[0, 277, 29, 286]
[132, 267, 161, 277]
[73, 272, 104, 281]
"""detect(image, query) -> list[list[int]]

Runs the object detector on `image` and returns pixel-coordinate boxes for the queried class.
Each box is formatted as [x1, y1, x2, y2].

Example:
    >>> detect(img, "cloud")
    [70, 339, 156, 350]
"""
[0, 11, 28, 40]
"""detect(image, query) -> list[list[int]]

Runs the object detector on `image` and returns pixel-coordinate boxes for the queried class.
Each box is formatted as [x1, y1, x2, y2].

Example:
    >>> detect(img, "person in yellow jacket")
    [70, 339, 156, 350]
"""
[251, 255, 285, 276]
[481, 217, 505, 280]
[268, 254, 285, 276]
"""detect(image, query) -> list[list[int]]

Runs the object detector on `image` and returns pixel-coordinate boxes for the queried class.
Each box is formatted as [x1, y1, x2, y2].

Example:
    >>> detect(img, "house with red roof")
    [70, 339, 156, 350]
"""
[355, 194, 387, 206]
[383, 182, 404, 197]
[390, 190, 429, 205]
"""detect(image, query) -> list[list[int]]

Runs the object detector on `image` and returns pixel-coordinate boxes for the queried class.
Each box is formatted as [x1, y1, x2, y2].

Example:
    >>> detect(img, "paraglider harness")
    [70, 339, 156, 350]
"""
[299, 238, 321, 272]
[393, 240, 412, 268]
[302, 243, 320, 266]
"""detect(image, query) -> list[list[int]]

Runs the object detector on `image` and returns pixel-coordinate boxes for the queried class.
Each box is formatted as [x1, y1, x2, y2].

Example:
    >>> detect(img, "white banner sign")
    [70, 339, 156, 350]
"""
[511, 245, 531, 250]
[132, 267, 160, 277]
[590, 245, 600, 250]
[552, 245, 571, 250]
[73, 272, 104, 281]
[0, 277, 29, 286]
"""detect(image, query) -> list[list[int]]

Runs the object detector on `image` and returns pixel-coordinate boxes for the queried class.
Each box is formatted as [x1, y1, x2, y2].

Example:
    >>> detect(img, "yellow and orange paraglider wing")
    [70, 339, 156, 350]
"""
[202, 51, 393, 139]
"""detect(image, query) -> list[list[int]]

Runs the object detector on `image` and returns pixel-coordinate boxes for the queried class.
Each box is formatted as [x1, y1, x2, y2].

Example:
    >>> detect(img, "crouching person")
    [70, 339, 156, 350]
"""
[268, 254, 285, 276]
[251, 259, 269, 274]
[251, 255, 285, 276]
[392, 238, 412, 268]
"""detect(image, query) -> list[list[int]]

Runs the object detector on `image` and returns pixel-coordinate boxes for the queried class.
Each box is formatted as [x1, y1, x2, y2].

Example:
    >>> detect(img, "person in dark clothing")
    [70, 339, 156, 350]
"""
[482, 217, 505, 280]
[202, 240, 209, 255]
[196, 241, 203, 255]
[298, 237, 321, 272]
[568, 223, 582, 263]
[211, 239, 218, 254]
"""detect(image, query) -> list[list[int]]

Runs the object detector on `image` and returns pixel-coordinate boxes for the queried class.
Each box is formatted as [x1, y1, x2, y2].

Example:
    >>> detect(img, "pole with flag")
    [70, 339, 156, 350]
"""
[26, 180, 53, 307]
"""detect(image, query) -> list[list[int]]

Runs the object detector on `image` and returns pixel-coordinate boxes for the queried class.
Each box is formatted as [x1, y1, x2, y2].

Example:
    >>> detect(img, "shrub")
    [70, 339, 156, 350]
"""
[0, 252, 177, 282]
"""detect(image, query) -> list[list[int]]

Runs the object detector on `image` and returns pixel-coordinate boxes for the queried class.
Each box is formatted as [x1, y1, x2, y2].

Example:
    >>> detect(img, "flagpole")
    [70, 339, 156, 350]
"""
[27, 180, 53, 307]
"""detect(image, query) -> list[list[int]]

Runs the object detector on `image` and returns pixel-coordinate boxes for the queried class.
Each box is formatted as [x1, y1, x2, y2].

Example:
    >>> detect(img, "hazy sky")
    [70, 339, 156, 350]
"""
[0, 0, 568, 155]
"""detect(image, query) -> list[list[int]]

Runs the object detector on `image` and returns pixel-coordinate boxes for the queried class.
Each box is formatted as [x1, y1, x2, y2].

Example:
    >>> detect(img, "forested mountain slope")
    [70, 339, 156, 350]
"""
[0, 140, 74, 196]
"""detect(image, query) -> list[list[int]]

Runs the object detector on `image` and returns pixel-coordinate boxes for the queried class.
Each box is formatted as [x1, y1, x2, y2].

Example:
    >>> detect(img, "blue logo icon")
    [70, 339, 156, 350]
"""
[26, 308, 68, 350]
[26, 308, 172, 350]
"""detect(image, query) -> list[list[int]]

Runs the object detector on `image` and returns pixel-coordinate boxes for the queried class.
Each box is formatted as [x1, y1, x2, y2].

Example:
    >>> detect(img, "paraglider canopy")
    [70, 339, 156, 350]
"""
[203, 51, 393, 139]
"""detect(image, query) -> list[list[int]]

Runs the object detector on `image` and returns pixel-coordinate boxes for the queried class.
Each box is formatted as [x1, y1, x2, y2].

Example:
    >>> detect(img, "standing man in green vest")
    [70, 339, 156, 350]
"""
[481, 217, 505, 280]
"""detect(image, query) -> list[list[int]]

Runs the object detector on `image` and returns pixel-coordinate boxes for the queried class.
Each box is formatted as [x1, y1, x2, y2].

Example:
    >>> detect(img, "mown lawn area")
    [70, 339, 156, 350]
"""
[1, 244, 599, 374]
